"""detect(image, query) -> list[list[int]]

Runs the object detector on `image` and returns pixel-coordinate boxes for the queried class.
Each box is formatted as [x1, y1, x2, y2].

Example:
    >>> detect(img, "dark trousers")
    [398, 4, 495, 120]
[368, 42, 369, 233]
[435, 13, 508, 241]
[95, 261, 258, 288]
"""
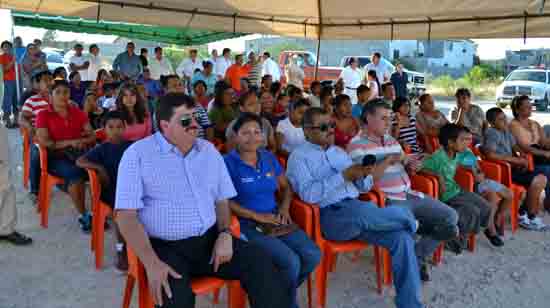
[150, 227, 293, 308]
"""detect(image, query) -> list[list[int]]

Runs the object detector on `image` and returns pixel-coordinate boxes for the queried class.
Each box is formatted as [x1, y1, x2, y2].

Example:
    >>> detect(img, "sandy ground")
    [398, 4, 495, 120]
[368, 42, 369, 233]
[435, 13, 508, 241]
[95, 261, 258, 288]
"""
[3, 125, 550, 308]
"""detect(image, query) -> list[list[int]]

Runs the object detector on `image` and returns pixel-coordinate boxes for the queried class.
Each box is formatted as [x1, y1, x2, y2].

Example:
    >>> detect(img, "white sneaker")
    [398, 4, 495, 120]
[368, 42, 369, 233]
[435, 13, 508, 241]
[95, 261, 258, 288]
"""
[519, 214, 535, 230]
[530, 217, 547, 231]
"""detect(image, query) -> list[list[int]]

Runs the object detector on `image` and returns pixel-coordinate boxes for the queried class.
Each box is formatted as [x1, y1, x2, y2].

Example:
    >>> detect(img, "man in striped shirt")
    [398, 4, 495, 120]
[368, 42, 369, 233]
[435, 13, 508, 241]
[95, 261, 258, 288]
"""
[19, 70, 53, 199]
[347, 100, 458, 282]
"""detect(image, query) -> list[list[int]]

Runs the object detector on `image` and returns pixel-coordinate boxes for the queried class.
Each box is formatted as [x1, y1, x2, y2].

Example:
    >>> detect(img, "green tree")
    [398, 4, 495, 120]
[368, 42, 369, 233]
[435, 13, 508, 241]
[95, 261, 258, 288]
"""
[42, 30, 58, 47]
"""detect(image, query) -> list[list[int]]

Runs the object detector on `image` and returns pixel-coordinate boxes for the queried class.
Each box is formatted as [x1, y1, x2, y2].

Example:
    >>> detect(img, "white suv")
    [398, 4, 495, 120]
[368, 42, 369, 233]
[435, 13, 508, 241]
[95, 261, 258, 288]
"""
[496, 68, 550, 111]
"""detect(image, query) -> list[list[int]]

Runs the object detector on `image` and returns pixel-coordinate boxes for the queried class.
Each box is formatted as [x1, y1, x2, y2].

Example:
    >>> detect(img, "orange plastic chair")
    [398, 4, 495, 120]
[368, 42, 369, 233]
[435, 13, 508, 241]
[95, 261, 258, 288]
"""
[276, 154, 288, 170]
[410, 173, 445, 265]
[121, 217, 247, 308]
[424, 136, 440, 154]
[291, 192, 385, 308]
[86, 168, 114, 269]
[36, 144, 65, 228]
[21, 127, 31, 189]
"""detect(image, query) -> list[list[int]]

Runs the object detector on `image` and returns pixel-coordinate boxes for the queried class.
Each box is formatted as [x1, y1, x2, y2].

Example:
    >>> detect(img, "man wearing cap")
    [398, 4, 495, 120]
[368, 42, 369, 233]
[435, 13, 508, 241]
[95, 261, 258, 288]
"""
[148, 47, 174, 81]
[113, 42, 143, 81]
[69, 44, 90, 82]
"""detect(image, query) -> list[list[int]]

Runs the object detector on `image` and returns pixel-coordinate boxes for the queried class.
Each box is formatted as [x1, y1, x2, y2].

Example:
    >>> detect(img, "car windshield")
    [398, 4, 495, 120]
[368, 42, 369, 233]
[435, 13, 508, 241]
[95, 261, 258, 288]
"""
[294, 53, 318, 67]
[506, 71, 546, 83]
[46, 53, 63, 63]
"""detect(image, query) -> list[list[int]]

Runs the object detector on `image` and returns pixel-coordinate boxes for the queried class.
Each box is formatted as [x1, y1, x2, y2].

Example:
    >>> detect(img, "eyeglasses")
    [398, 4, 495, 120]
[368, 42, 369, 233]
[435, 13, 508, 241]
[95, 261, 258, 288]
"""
[180, 113, 197, 127]
[306, 122, 336, 132]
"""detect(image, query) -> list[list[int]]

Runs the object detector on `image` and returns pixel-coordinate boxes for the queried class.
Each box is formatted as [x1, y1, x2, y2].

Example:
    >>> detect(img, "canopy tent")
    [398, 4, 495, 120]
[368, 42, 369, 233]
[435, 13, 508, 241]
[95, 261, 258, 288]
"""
[2, 0, 550, 40]
[11, 11, 245, 45]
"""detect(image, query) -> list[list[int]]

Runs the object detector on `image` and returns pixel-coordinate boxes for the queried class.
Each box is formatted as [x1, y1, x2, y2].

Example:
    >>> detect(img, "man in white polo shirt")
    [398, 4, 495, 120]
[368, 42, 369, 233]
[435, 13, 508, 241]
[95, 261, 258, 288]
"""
[69, 44, 90, 82]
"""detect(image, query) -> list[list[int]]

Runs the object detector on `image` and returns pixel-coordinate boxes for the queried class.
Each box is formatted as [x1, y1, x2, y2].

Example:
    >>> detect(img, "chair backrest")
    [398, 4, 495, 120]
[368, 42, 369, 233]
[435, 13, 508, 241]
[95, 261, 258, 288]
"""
[36, 144, 49, 173]
[478, 160, 502, 183]
[455, 166, 475, 192]
[410, 173, 437, 198]
[428, 136, 440, 153]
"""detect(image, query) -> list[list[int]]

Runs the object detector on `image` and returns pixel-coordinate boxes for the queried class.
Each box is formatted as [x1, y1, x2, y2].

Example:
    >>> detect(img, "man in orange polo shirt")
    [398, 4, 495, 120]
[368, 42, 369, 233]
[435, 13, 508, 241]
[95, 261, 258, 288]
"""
[225, 54, 247, 92]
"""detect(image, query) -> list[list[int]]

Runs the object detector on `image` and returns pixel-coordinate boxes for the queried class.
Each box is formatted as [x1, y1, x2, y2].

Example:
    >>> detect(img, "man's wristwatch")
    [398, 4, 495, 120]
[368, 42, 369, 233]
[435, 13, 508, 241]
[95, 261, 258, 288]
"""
[219, 228, 231, 236]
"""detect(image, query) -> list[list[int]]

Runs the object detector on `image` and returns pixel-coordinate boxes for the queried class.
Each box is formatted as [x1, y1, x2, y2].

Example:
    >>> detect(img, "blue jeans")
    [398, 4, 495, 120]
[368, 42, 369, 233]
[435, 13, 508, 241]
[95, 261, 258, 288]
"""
[2, 80, 17, 115]
[387, 194, 458, 262]
[320, 198, 423, 308]
[48, 158, 87, 190]
[241, 223, 321, 308]
[29, 143, 41, 194]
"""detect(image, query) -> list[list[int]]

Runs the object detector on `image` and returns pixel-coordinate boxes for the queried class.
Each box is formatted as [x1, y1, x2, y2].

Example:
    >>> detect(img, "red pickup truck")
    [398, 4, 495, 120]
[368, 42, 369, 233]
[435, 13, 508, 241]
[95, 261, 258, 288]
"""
[278, 50, 341, 90]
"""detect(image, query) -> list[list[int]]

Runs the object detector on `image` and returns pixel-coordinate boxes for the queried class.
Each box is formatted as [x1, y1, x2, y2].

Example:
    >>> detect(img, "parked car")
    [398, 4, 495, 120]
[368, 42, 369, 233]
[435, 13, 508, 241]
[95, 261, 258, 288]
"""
[44, 50, 67, 73]
[340, 56, 426, 100]
[278, 51, 342, 90]
[495, 67, 550, 111]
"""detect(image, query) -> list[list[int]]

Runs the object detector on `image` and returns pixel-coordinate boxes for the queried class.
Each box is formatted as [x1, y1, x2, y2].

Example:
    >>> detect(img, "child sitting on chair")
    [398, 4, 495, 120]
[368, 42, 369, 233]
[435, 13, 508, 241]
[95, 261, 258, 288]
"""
[77, 111, 132, 272]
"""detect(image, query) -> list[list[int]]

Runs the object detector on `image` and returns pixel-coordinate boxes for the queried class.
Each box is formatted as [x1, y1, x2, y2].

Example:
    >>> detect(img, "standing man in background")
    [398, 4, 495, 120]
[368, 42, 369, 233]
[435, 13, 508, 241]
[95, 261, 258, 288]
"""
[216, 48, 232, 80]
[69, 44, 90, 84]
[262, 52, 281, 82]
[391, 63, 409, 99]
[113, 42, 143, 81]
[177, 49, 203, 93]
[366, 52, 390, 84]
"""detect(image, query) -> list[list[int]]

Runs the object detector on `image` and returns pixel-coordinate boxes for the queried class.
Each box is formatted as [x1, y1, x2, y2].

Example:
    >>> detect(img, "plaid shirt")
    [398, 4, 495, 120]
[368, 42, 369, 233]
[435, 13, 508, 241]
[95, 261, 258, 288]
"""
[115, 132, 236, 240]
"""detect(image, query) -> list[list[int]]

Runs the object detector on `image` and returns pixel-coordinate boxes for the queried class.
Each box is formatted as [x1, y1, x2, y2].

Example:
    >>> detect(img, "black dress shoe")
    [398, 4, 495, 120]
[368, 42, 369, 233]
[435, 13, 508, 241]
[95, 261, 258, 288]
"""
[484, 229, 504, 247]
[420, 263, 431, 282]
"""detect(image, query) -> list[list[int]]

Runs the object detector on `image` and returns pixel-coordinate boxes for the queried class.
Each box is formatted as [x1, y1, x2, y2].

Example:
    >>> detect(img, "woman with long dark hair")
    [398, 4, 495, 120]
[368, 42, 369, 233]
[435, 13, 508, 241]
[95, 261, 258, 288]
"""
[115, 83, 152, 141]
[209, 81, 238, 141]
[333, 94, 360, 148]
[366, 69, 380, 100]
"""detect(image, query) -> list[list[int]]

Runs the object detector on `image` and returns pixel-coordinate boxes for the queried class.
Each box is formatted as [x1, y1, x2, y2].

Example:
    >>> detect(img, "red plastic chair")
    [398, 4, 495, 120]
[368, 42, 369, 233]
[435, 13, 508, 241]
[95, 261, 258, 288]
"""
[21, 127, 30, 189]
[36, 144, 65, 228]
[86, 168, 114, 269]
[425, 136, 440, 154]
[121, 217, 247, 308]
[291, 191, 386, 308]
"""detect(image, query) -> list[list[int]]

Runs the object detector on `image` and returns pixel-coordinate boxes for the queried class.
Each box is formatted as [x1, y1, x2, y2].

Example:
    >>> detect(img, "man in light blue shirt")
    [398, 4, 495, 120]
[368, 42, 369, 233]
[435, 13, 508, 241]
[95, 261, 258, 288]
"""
[286, 107, 424, 308]
[112, 42, 143, 81]
[115, 93, 292, 308]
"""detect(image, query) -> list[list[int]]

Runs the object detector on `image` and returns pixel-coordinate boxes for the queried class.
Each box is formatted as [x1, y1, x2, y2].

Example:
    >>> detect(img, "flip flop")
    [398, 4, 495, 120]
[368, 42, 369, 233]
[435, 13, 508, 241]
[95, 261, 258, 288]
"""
[0, 232, 33, 246]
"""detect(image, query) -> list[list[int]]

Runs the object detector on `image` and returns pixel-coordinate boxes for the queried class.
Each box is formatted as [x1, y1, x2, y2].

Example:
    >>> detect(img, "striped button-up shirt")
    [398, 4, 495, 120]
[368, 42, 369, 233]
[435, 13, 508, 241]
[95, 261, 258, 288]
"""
[286, 141, 373, 208]
[115, 132, 237, 241]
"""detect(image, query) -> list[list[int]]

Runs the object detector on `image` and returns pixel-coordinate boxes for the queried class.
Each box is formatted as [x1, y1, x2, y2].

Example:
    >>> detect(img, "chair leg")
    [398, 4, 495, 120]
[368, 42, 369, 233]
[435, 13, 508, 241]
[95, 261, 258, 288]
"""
[374, 246, 382, 294]
[23, 149, 29, 189]
[138, 269, 155, 308]
[227, 281, 247, 308]
[383, 249, 393, 286]
[40, 179, 54, 228]
[95, 210, 106, 270]
[352, 250, 362, 262]
[467, 234, 476, 252]
[307, 276, 313, 308]
[315, 252, 329, 308]
[213, 288, 220, 304]
[122, 276, 135, 308]
[327, 253, 337, 273]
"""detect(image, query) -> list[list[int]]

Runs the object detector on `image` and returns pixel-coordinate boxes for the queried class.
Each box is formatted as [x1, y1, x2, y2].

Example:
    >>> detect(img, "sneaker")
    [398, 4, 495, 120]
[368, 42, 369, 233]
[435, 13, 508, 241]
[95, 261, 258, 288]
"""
[530, 217, 547, 231]
[519, 214, 535, 230]
[116, 248, 129, 273]
[445, 238, 463, 255]
[78, 214, 92, 233]
[484, 229, 504, 247]
[420, 262, 431, 282]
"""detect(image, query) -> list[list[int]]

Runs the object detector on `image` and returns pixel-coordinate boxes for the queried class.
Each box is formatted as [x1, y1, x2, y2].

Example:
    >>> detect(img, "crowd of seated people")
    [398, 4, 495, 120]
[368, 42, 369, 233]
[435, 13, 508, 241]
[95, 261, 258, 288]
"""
[6, 42, 550, 308]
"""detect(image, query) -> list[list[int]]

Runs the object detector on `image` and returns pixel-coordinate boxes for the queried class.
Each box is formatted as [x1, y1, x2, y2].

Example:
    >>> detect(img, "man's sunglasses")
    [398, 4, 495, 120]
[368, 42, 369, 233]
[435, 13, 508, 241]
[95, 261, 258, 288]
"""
[180, 113, 198, 127]
[306, 122, 336, 132]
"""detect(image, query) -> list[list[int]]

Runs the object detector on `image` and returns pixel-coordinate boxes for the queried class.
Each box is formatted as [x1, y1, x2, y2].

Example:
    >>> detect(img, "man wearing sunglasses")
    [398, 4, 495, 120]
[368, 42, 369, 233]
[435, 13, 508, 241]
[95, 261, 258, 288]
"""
[287, 107, 425, 308]
[115, 93, 292, 308]
[348, 100, 459, 282]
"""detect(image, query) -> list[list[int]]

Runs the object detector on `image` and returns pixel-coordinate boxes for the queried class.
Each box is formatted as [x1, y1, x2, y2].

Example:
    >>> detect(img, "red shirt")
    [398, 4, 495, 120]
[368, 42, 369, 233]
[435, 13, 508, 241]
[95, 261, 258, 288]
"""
[0, 54, 16, 81]
[35, 104, 89, 142]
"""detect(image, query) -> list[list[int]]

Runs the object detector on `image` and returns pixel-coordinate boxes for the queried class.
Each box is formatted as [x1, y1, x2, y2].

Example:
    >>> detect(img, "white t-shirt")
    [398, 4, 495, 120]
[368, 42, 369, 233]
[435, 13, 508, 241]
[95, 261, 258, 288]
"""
[69, 54, 90, 81]
[262, 58, 281, 81]
[339, 67, 363, 89]
[215, 57, 232, 79]
[366, 62, 390, 83]
[177, 58, 203, 79]
[276, 117, 306, 153]
[149, 57, 174, 80]
[87, 54, 103, 82]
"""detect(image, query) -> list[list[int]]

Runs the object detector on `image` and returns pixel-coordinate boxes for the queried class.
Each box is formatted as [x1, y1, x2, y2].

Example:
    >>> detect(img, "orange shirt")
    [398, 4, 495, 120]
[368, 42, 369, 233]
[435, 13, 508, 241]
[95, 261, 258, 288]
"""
[225, 64, 247, 91]
[0, 54, 16, 81]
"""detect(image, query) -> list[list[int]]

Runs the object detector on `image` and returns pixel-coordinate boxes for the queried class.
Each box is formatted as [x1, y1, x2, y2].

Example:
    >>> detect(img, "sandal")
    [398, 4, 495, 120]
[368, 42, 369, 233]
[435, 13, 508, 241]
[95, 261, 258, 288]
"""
[0, 232, 33, 246]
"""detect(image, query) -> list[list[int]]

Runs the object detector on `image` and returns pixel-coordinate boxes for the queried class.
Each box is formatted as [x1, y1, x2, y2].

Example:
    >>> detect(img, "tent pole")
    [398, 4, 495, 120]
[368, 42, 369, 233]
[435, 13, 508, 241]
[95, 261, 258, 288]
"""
[10, 12, 21, 102]
[314, 0, 323, 81]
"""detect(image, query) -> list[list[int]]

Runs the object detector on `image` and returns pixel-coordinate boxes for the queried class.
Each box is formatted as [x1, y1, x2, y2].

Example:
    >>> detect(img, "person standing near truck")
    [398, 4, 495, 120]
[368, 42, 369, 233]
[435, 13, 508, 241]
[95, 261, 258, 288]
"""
[391, 63, 409, 99]
[366, 52, 390, 84]
[338, 57, 363, 105]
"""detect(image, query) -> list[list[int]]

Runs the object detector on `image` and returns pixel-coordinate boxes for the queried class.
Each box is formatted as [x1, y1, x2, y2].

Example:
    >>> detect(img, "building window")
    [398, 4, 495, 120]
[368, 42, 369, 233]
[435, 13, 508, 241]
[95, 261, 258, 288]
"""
[520, 55, 527, 61]
[444, 63, 449, 67]
[448, 43, 453, 51]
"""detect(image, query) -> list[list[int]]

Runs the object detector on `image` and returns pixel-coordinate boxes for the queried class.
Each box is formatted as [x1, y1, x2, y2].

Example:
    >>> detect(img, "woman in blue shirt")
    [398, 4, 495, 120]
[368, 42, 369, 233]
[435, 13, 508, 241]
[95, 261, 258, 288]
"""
[224, 113, 321, 308]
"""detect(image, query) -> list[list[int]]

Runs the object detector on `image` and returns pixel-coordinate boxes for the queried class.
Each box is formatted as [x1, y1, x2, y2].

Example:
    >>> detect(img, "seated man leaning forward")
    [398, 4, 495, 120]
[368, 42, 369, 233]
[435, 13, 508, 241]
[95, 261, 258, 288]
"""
[115, 93, 293, 308]
[347, 99, 459, 282]
[286, 107, 425, 308]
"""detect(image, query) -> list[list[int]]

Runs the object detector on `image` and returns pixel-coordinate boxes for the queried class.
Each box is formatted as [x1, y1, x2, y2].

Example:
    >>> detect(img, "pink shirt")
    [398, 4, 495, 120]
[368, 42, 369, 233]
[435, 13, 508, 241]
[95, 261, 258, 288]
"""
[122, 114, 152, 141]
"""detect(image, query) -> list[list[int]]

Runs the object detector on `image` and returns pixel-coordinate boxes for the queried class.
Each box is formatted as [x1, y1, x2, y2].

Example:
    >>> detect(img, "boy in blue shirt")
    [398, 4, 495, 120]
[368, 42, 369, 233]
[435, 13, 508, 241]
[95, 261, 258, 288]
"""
[352, 84, 371, 119]
[77, 111, 132, 272]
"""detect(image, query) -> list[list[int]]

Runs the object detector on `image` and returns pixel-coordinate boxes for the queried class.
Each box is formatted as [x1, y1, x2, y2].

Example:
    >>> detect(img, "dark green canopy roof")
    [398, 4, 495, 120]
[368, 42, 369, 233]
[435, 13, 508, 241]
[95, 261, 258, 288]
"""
[11, 11, 246, 45]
